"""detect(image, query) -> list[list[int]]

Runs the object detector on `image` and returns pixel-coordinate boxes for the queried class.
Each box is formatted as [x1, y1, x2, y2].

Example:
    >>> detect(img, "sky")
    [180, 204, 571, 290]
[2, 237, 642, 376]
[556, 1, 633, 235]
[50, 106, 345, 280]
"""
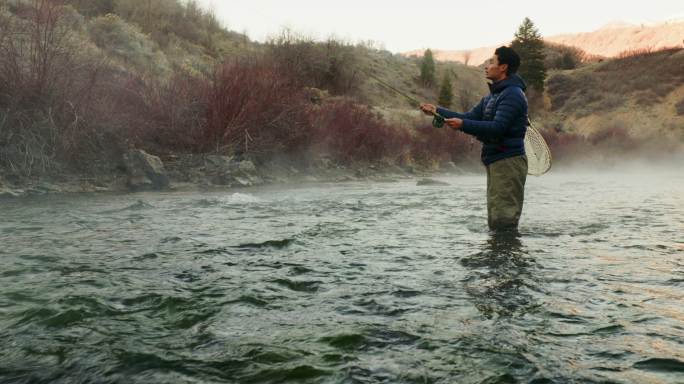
[195, 0, 683, 53]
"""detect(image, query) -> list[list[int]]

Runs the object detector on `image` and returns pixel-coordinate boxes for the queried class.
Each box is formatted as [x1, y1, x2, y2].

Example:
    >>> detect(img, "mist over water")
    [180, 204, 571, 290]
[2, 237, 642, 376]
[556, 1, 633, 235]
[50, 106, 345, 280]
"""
[1, 167, 683, 383]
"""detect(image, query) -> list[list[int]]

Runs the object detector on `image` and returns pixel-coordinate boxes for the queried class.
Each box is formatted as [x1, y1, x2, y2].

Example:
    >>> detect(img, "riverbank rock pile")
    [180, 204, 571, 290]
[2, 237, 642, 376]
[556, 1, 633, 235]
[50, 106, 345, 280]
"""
[1, 150, 474, 198]
[124, 149, 170, 191]
[160, 154, 267, 188]
[204, 155, 264, 187]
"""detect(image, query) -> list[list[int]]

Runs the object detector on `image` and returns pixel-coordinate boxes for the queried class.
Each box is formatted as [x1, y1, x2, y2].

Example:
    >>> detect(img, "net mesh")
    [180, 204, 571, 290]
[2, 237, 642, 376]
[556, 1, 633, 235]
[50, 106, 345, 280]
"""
[524, 120, 552, 176]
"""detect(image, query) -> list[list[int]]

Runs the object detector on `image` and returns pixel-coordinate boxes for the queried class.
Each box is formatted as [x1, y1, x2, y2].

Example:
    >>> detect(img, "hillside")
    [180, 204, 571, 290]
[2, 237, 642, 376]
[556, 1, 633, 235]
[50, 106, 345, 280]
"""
[403, 21, 684, 156]
[1, 0, 680, 194]
[546, 20, 684, 58]
[540, 47, 684, 143]
[403, 20, 684, 65]
[0, 0, 487, 186]
[61, 0, 488, 110]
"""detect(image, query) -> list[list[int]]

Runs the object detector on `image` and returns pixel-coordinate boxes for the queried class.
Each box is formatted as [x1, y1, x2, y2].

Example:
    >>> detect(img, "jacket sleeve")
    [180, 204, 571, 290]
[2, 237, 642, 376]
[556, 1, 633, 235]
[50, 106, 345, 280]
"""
[460, 89, 523, 141]
[436, 97, 485, 120]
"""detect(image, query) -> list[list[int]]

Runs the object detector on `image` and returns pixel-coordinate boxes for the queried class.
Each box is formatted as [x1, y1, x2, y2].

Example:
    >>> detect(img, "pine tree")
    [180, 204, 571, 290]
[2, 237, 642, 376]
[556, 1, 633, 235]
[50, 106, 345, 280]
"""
[511, 18, 547, 92]
[420, 49, 436, 87]
[438, 72, 453, 108]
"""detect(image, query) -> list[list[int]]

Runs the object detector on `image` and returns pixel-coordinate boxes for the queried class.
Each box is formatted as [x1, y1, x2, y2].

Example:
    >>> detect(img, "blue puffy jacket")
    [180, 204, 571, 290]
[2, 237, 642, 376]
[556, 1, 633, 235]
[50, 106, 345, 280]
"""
[437, 74, 529, 166]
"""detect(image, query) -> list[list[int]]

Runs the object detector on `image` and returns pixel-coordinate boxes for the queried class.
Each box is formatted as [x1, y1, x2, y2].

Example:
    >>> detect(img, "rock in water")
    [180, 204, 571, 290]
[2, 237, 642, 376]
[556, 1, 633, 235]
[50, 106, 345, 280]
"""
[417, 178, 450, 186]
[0, 177, 22, 198]
[124, 149, 170, 191]
[0, 187, 21, 198]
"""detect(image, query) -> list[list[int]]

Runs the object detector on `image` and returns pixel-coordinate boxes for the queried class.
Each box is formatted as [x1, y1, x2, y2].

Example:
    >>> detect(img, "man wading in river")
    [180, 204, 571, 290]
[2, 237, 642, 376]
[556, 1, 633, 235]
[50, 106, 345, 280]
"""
[420, 46, 528, 231]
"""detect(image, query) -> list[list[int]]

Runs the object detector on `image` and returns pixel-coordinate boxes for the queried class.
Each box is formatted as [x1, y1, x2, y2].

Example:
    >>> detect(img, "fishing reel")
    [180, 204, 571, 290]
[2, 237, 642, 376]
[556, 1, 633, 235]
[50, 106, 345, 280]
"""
[432, 114, 445, 129]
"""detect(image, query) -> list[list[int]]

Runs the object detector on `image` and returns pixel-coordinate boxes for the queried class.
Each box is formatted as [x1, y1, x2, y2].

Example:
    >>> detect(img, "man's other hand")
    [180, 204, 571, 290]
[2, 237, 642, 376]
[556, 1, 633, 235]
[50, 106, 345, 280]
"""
[419, 103, 436, 115]
[444, 118, 463, 130]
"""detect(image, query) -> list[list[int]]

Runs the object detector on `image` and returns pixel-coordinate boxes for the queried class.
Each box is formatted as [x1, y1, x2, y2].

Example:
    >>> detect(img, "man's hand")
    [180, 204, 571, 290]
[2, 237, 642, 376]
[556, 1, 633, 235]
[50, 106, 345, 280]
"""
[444, 118, 463, 130]
[419, 103, 436, 116]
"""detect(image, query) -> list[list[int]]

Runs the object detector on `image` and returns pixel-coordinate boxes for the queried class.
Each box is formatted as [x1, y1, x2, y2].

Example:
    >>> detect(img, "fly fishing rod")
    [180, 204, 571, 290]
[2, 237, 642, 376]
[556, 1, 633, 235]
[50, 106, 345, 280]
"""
[361, 69, 446, 128]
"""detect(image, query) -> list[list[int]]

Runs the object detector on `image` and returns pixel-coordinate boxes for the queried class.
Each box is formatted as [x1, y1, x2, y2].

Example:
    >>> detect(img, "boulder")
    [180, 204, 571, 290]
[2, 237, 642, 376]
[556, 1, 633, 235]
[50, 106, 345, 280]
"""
[234, 160, 263, 186]
[124, 149, 170, 191]
[204, 155, 233, 170]
[233, 176, 253, 187]
[238, 160, 257, 174]
[207, 158, 263, 187]
[204, 155, 234, 185]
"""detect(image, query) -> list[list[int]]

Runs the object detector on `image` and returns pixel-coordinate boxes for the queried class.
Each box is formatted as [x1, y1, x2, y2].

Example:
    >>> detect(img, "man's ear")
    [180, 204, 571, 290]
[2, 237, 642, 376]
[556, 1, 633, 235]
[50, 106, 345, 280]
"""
[500, 63, 509, 75]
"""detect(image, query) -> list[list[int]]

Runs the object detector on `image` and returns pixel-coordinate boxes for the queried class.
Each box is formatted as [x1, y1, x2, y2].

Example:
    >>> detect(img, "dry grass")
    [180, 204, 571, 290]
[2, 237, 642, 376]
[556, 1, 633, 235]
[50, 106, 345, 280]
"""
[546, 47, 684, 116]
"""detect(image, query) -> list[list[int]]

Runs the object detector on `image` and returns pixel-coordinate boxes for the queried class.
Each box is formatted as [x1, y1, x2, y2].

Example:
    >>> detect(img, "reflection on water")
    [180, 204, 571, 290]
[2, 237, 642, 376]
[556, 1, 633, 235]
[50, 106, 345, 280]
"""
[462, 231, 540, 319]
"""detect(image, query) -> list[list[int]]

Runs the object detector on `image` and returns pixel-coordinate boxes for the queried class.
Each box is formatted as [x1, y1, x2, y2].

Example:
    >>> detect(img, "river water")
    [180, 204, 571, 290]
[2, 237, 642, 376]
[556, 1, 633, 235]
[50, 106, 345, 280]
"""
[1, 169, 683, 384]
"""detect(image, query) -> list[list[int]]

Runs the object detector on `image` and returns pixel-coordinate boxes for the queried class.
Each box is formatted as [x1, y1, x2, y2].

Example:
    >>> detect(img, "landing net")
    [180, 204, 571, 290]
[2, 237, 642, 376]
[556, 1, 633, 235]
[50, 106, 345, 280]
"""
[525, 120, 552, 176]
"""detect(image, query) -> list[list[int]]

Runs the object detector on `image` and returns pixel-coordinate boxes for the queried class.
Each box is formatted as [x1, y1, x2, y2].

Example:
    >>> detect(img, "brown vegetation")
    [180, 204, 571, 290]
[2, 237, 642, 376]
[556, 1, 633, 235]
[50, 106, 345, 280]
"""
[546, 47, 684, 115]
[0, 1, 482, 180]
[0, 0, 105, 176]
[539, 128, 586, 162]
[544, 42, 586, 70]
[1, 1, 680, 183]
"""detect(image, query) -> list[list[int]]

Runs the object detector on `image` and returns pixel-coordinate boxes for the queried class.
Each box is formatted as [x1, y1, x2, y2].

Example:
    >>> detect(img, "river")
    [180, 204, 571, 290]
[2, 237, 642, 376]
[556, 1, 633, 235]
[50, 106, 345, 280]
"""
[1, 169, 683, 383]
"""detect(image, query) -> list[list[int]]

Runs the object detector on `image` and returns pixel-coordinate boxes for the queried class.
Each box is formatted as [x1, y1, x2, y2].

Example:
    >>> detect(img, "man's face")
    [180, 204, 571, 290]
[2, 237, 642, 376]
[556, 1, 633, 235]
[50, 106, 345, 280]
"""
[485, 54, 508, 82]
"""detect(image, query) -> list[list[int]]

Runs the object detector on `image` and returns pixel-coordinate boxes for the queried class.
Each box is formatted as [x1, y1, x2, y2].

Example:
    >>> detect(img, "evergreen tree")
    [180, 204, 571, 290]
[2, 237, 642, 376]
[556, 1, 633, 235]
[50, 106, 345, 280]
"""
[438, 72, 453, 108]
[420, 49, 436, 87]
[511, 17, 547, 92]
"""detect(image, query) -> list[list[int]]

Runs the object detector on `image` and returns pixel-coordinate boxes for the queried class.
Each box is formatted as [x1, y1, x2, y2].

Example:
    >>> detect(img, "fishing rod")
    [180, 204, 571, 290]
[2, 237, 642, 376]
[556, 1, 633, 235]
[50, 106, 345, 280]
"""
[361, 69, 446, 128]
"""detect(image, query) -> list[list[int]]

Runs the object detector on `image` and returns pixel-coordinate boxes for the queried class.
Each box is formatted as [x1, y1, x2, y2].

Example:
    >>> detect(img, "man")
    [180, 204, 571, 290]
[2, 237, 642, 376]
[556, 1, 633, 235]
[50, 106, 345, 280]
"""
[420, 46, 528, 231]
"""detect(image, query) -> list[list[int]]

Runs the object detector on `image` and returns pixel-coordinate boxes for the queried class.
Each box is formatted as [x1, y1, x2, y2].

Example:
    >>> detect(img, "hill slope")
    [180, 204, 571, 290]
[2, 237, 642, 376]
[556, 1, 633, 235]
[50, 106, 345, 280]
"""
[546, 20, 684, 58]
[403, 20, 684, 65]
[540, 48, 684, 142]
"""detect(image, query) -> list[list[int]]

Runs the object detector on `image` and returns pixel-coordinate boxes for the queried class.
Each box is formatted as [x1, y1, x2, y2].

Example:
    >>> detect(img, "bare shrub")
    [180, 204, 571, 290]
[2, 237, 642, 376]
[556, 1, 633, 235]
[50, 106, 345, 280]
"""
[410, 124, 472, 165]
[0, 0, 102, 175]
[201, 60, 312, 157]
[588, 120, 637, 153]
[544, 42, 586, 70]
[312, 99, 411, 163]
[539, 128, 586, 162]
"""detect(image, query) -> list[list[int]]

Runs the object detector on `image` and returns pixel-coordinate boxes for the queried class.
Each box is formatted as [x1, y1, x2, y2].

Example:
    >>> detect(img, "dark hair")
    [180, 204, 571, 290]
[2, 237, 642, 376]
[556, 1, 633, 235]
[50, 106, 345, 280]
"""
[494, 46, 521, 76]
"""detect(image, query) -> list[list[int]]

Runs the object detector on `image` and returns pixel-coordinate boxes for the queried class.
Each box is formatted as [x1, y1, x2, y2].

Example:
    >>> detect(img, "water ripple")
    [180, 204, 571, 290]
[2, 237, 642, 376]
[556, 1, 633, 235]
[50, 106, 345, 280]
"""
[1, 172, 683, 383]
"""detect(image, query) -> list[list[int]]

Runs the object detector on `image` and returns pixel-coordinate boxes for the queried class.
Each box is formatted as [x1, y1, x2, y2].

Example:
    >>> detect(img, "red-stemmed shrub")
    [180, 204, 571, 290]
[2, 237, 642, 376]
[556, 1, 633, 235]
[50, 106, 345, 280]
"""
[201, 61, 313, 157]
[410, 123, 472, 165]
[539, 128, 586, 162]
[588, 122, 637, 152]
[311, 99, 411, 163]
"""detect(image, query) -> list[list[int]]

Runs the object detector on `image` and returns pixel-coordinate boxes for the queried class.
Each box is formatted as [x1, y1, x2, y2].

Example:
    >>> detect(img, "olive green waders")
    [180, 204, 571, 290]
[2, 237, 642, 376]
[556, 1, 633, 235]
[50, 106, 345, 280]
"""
[486, 155, 527, 230]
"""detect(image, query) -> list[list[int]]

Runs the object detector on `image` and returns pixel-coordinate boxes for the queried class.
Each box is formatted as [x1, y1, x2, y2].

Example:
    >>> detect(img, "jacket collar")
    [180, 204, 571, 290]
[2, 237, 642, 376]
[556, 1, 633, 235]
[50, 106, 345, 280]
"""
[488, 74, 528, 94]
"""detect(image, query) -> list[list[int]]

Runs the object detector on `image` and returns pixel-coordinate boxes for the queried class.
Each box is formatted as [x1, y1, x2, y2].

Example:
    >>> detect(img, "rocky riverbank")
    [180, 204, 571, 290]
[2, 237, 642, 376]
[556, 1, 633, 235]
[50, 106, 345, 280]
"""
[0, 149, 474, 198]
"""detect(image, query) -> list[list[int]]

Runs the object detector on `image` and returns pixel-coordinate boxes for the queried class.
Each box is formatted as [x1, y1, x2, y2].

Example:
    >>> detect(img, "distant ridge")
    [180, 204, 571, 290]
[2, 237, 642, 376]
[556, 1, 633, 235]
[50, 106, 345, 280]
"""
[402, 20, 684, 65]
